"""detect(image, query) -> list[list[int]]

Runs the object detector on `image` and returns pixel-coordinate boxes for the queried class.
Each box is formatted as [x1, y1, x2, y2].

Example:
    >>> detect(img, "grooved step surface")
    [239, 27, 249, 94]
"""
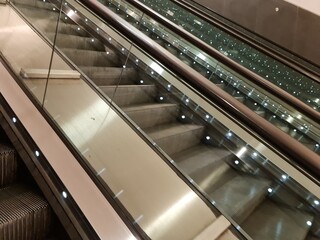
[210, 176, 270, 222]
[61, 48, 119, 67]
[145, 123, 204, 155]
[0, 184, 51, 240]
[172, 145, 233, 175]
[48, 33, 104, 51]
[0, 144, 17, 187]
[102, 85, 157, 106]
[124, 103, 179, 128]
[242, 200, 314, 240]
[80, 66, 137, 85]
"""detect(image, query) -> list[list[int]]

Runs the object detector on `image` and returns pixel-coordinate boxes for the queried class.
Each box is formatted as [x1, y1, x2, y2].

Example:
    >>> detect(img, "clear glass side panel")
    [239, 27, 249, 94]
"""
[5, 0, 320, 239]
[136, 0, 320, 112]
[0, 0, 60, 104]
[96, 0, 320, 155]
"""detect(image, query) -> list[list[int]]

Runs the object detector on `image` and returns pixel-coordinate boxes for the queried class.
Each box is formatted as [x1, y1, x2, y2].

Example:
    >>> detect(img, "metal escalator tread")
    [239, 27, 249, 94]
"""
[0, 144, 17, 187]
[241, 199, 314, 240]
[144, 123, 204, 155]
[101, 85, 157, 107]
[0, 184, 51, 239]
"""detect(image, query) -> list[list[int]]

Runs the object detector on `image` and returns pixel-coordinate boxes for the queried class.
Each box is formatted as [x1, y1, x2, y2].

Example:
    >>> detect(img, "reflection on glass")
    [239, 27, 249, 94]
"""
[4, 0, 320, 239]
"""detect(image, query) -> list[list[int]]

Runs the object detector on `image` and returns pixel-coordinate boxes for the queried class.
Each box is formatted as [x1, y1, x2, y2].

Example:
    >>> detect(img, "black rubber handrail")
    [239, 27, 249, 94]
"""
[175, 0, 320, 79]
[80, 0, 320, 178]
[124, 0, 320, 123]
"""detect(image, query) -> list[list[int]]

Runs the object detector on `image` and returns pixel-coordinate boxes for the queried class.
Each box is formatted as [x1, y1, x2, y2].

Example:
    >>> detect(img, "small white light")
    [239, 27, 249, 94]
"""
[307, 221, 312, 226]
[123, 65, 126, 68]
[159, 96, 164, 101]
[253, 152, 258, 157]
[121, 48, 125, 51]
[64, 17, 67, 20]
[167, 84, 171, 88]
[12, 117, 17, 123]
[96, 27, 99, 31]
[275, 7, 279, 12]
[234, 160, 239, 165]
[106, 51, 109, 55]
[205, 114, 210, 119]
[181, 115, 186, 119]
[77, 27, 80, 31]
[53, 7, 56, 11]
[140, 80, 144, 84]
[186, 99, 189, 103]
[35, 151, 40, 157]
[91, 38, 94, 42]
[62, 191, 68, 198]
[85, 18, 88, 22]
[281, 174, 287, 180]
[227, 132, 232, 137]
[268, 188, 273, 193]
[205, 136, 211, 140]
[314, 200, 319, 205]
[135, 59, 139, 63]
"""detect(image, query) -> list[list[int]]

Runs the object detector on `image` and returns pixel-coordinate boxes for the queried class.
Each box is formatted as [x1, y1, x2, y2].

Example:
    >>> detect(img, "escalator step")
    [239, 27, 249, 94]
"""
[124, 103, 179, 129]
[145, 123, 204, 155]
[0, 185, 51, 240]
[242, 199, 313, 240]
[0, 144, 17, 187]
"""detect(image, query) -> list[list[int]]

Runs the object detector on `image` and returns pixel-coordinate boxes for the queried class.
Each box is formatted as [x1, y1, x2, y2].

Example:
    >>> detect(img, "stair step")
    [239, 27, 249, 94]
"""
[0, 144, 17, 187]
[47, 33, 105, 51]
[242, 200, 314, 240]
[172, 145, 236, 192]
[210, 175, 271, 223]
[61, 48, 119, 67]
[124, 103, 179, 129]
[144, 123, 204, 155]
[172, 145, 233, 175]
[101, 85, 157, 106]
[0, 184, 51, 239]
[14, 3, 58, 20]
[80, 66, 137, 85]
[26, 16, 89, 37]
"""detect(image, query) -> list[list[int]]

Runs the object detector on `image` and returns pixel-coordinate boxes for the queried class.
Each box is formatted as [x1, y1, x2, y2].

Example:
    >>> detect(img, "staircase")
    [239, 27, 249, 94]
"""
[10, 0, 320, 239]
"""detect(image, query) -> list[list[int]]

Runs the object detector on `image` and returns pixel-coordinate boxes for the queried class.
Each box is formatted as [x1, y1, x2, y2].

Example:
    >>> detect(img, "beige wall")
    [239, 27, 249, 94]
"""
[194, 0, 320, 67]
[284, 0, 320, 16]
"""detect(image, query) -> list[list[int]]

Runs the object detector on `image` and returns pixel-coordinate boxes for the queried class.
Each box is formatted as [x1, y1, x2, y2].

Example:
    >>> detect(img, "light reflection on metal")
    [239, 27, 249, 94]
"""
[67, 9, 75, 18]
[150, 62, 163, 75]
[236, 146, 247, 158]
[145, 191, 197, 236]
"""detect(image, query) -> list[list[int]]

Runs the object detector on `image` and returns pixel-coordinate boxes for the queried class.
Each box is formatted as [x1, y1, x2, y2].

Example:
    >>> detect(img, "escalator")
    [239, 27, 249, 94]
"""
[97, 0, 320, 156]
[122, 0, 320, 111]
[0, 117, 68, 239]
[1, 0, 320, 239]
